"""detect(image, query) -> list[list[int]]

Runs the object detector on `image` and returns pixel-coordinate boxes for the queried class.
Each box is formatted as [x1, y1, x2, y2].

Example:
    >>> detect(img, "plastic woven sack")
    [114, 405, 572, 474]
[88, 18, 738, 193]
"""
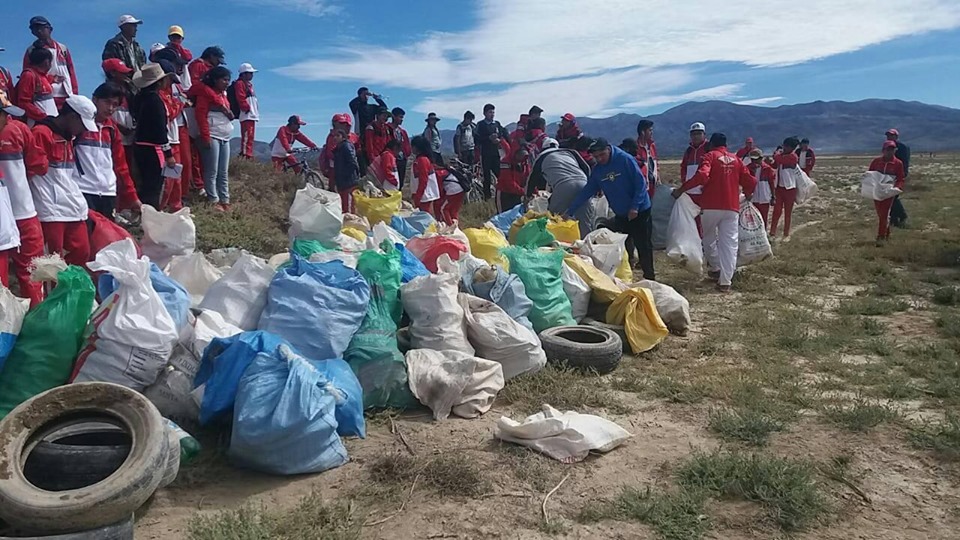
[563, 255, 623, 304]
[560, 264, 590, 322]
[460, 294, 545, 380]
[405, 211, 437, 234]
[356, 243, 403, 323]
[288, 184, 343, 242]
[406, 349, 504, 420]
[606, 288, 668, 354]
[462, 265, 534, 329]
[860, 171, 902, 201]
[502, 247, 576, 332]
[390, 215, 419, 239]
[0, 265, 95, 419]
[509, 212, 579, 245]
[487, 204, 523, 236]
[406, 236, 469, 273]
[582, 228, 628, 278]
[355, 190, 401, 226]
[370, 222, 407, 250]
[666, 193, 704, 274]
[198, 253, 275, 331]
[230, 344, 349, 475]
[737, 199, 773, 267]
[165, 252, 223, 307]
[100, 262, 190, 331]
[0, 286, 29, 372]
[396, 243, 430, 283]
[514, 218, 555, 248]
[259, 258, 369, 362]
[140, 206, 196, 268]
[650, 187, 675, 250]
[464, 226, 510, 270]
[401, 273, 474, 354]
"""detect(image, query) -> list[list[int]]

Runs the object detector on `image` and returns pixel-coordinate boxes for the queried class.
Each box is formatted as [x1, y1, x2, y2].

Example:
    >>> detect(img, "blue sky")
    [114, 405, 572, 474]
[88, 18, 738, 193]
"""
[5, 0, 960, 142]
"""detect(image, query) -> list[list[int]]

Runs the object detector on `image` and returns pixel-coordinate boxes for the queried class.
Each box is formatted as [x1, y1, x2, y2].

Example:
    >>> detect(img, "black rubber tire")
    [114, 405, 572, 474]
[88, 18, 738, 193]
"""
[581, 318, 631, 354]
[0, 383, 168, 534]
[158, 427, 181, 489]
[539, 325, 622, 375]
[0, 515, 133, 539]
[22, 423, 131, 492]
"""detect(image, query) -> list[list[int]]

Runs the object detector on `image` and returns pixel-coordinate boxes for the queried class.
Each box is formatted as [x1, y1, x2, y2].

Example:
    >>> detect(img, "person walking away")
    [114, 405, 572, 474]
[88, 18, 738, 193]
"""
[388, 107, 411, 188]
[746, 148, 775, 227]
[166, 26, 192, 86]
[271, 115, 318, 172]
[131, 64, 178, 210]
[886, 128, 910, 227]
[769, 137, 801, 240]
[232, 63, 259, 159]
[673, 133, 757, 292]
[76, 82, 141, 219]
[438, 163, 468, 224]
[23, 17, 78, 110]
[495, 136, 529, 214]
[0, 100, 20, 291]
[30, 95, 98, 267]
[423, 112, 443, 165]
[556, 113, 582, 149]
[636, 119, 659, 199]
[370, 139, 401, 192]
[102, 15, 146, 71]
[0, 91, 45, 305]
[15, 48, 57, 127]
[332, 129, 359, 213]
[191, 66, 233, 211]
[735, 137, 755, 163]
[101, 59, 139, 205]
[798, 138, 815, 175]
[681, 122, 709, 235]
[475, 103, 508, 200]
[454, 111, 477, 165]
[566, 138, 654, 280]
[527, 137, 593, 238]
[364, 107, 391, 166]
[410, 135, 441, 217]
[869, 141, 906, 246]
[156, 60, 186, 211]
[187, 47, 225, 194]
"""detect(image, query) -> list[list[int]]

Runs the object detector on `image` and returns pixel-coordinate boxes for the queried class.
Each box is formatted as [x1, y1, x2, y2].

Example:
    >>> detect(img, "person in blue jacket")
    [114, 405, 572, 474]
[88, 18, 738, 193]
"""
[566, 137, 654, 280]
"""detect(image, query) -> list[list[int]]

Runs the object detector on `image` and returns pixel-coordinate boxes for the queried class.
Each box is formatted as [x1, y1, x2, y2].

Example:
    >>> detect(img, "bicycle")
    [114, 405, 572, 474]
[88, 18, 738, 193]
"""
[282, 147, 325, 189]
[449, 158, 488, 205]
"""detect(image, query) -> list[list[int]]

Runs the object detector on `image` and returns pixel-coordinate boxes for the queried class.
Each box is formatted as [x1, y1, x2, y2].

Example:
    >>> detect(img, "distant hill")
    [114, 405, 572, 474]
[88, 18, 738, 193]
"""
[441, 99, 960, 156]
[229, 138, 273, 162]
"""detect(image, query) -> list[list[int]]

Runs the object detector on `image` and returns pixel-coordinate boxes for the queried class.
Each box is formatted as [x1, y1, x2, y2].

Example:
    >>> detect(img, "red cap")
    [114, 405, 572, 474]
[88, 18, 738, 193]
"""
[885, 128, 899, 137]
[562, 113, 575, 122]
[746, 137, 754, 143]
[332, 113, 352, 126]
[102, 58, 133, 75]
[883, 140, 897, 149]
[289, 115, 307, 126]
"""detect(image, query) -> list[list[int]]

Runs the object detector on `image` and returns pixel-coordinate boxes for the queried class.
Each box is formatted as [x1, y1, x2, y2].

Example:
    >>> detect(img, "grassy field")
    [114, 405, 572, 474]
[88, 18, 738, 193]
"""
[139, 154, 960, 540]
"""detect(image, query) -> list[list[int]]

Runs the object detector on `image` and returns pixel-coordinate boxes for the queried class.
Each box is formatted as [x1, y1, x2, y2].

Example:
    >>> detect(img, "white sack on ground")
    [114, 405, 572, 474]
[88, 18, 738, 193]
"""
[207, 248, 244, 269]
[581, 228, 628, 277]
[666, 193, 704, 274]
[459, 294, 545, 380]
[165, 252, 224, 307]
[405, 349, 504, 420]
[860, 171, 903, 201]
[198, 253, 275, 330]
[369, 222, 407, 249]
[560, 263, 591, 322]
[495, 404, 632, 463]
[401, 273, 474, 355]
[309, 250, 361, 269]
[737, 198, 773, 267]
[288, 184, 343, 242]
[629, 280, 692, 335]
[140, 206, 196, 268]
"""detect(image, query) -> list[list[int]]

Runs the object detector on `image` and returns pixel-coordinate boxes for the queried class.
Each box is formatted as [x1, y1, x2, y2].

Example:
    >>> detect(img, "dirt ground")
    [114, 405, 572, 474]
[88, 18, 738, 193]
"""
[138, 155, 960, 539]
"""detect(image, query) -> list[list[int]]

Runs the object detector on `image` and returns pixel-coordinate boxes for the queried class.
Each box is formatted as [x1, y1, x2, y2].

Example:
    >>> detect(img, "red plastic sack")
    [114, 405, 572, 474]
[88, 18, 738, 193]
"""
[405, 236, 468, 273]
[88, 211, 141, 261]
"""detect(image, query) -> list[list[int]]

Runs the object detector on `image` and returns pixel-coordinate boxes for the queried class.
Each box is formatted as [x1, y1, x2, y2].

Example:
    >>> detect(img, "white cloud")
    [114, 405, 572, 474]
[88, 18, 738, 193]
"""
[235, 0, 338, 17]
[734, 97, 785, 106]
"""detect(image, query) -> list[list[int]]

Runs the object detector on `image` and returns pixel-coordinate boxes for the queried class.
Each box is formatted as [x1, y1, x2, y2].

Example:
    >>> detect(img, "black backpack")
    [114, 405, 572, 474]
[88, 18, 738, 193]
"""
[448, 167, 472, 193]
[226, 81, 241, 118]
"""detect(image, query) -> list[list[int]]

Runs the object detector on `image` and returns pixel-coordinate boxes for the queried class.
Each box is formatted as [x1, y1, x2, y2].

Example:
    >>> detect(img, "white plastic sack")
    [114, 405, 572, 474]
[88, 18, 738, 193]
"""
[143, 366, 199, 420]
[288, 184, 343, 242]
[326, 233, 367, 252]
[560, 263, 590, 323]
[405, 349, 504, 420]
[737, 199, 773, 267]
[309, 250, 361, 269]
[666, 193, 704, 274]
[0, 286, 30, 367]
[73, 239, 179, 390]
[191, 310, 242, 361]
[206, 248, 244, 270]
[796, 169, 818, 204]
[369, 222, 407, 249]
[495, 404, 632, 463]
[401, 273, 474, 355]
[436, 252, 486, 280]
[165, 252, 224, 307]
[198, 253, 274, 330]
[529, 192, 550, 213]
[630, 280, 691, 335]
[342, 213, 371, 232]
[581, 228, 628, 277]
[860, 171, 902, 201]
[459, 294, 546, 380]
[140, 206, 196, 268]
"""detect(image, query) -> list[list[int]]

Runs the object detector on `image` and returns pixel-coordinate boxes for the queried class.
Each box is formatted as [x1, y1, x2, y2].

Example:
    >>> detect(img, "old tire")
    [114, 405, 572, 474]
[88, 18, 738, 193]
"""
[22, 423, 131, 492]
[0, 383, 168, 534]
[539, 325, 622, 375]
[581, 318, 631, 354]
[0, 515, 133, 540]
[158, 427, 181, 489]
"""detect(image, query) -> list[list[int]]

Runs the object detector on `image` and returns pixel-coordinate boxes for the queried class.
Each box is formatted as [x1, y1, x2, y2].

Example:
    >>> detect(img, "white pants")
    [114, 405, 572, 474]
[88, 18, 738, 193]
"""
[701, 209, 739, 286]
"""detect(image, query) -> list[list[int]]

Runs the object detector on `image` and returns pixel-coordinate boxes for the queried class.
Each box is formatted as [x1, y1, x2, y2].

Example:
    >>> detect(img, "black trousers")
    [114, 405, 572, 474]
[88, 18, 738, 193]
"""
[83, 194, 117, 218]
[614, 209, 655, 281]
[890, 195, 907, 226]
[481, 152, 498, 200]
[496, 191, 522, 214]
[397, 157, 407, 189]
[133, 145, 164, 210]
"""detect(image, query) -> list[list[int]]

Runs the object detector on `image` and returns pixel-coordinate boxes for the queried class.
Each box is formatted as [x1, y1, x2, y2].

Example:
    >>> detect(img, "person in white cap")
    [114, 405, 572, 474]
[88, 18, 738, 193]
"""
[29, 94, 99, 267]
[102, 15, 146, 71]
[680, 121, 709, 235]
[231, 63, 259, 159]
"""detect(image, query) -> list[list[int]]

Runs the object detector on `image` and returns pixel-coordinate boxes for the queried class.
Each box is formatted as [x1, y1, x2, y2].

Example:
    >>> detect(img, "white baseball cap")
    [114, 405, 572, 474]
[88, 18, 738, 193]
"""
[117, 14, 143, 27]
[689, 122, 706, 132]
[238, 63, 258, 74]
[64, 95, 99, 133]
[150, 43, 165, 55]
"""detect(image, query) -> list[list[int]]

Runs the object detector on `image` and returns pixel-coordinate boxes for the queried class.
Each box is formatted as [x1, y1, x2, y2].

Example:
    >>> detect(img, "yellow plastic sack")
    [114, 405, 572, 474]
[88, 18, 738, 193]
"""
[464, 226, 510, 270]
[615, 250, 632, 281]
[341, 227, 367, 243]
[354, 190, 401, 226]
[508, 211, 580, 244]
[563, 255, 622, 304]
[606, 288, 668, 354]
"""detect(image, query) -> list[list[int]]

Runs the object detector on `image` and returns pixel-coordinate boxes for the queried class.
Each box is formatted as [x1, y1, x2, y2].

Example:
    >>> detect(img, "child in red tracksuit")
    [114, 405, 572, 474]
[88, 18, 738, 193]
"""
[332, 130, 359, 213]
[410, 135, 440, 216]
[869, 141, 906, 245]
[438, 166, 465, 224]
[770, 137, 801, 239]
[746, 149, 776, 227]
[494, 138, 529, 213]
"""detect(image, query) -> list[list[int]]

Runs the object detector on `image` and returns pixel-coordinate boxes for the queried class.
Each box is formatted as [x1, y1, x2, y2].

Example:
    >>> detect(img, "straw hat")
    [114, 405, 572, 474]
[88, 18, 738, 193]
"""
[132, 63, 173, 89]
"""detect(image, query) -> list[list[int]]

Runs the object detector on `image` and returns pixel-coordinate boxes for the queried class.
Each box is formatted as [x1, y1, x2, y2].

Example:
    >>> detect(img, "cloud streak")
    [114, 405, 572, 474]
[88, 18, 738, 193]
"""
[734, 97, 785, 106]
[235, 0, 339, 17]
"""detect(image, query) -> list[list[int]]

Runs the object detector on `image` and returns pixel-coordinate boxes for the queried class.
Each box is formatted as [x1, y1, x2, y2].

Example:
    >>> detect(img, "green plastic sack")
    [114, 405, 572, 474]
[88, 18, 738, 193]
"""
[503, 247, 575, 333]
[291, 238, 331, 259]
[344, 282, 416, 410]
[356, 242, 402, 324]
[0, 266, 95, 419]
[513, 217, 555, 248]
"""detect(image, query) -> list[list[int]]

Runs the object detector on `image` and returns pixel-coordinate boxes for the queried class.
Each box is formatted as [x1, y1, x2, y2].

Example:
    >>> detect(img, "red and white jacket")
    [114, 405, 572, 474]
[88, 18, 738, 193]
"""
[163, 83, 189, 144]
[636, 139, 658, 198]
[15, 67, 58, 124]
[74, 119, 135, 198]
[364, 121, 391, 160]
[369, 150, 400, 191]
[190, 83, 233, 142]
[868, 157, 905, 189]
[773, 151, 800, 189]
[30, 122, 88, 222]
[23, 39, 78, 100]
[235, 79, 259, 122]
[0, 118, 46, 220]
[680, 140, 709, 195]
[412, 155, 440, 204]
[799, 147, 816, 174]
[272, 126, 317, 159]
[680, 146, 757, 212]
[747, 161, 776, 204]
[0, 168, 19, 252]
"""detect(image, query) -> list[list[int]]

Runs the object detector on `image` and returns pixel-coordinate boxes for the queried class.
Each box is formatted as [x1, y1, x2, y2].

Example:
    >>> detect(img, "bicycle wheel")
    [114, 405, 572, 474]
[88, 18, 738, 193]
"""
[304, 171, 325, 189]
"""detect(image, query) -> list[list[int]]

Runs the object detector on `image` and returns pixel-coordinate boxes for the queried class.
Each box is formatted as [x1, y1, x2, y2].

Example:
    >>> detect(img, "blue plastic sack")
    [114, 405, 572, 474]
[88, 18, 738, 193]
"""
[229, 344, 349, 475]
[98, 263, 190, 330]
[488, 204, 524, 236]
[258, 258, 370, 363]
[395, 243, 430, 284]
[462, 265, 535, 330]
[389, 215, 419, 239]
[404, 211, 436, 234]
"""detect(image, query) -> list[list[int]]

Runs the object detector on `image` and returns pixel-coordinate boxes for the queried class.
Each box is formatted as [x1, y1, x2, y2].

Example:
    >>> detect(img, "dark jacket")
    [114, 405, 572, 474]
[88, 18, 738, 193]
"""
[102, 33, 146, 71]
[476, 118, 508, 158]
[527, 148, 590, 197]
[454, 121, 477, 154]
[334, 140, 360, 190]
[131, 87, 173, 159]
[348, 95, 387, 136]
[895, 141, 911, 176]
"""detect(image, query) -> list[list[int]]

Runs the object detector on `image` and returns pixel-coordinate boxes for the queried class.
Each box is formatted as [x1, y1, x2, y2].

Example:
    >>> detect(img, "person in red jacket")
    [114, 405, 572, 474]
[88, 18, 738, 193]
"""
[0, 102, 19, 289]
[680, 122, 709, 235]
[187, 47, 225, 189]
[769, 137, 801, 240]
[556, 113, 582, 149]
[364, 107, 392, 165]
[157, 61, 186, 211]
[16, 48, 57, 126]
[270, 115, 318, 172]
[869, 141, 906, 246]
[320, 113, 354, 183]
[735, 137, 755, 162]
[23, 16, 79, 109]
[370, 139, 401, 191]
[234, 63, 259, 159]
[495, 137, 530, 213]
[388, 107, 412, 188]
[746, 148, 776, 226]
[799, 138, 816, 175]
[636, 119, 659, 199]
[410, 135, 441, 216]
[674, 133, 757, 292]
[510, 114, 529, 147]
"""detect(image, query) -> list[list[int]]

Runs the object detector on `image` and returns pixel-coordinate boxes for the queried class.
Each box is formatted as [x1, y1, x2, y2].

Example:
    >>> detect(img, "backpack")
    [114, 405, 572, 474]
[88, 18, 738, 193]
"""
[447, 167, 472, 193]
[226, 81, 241, 118]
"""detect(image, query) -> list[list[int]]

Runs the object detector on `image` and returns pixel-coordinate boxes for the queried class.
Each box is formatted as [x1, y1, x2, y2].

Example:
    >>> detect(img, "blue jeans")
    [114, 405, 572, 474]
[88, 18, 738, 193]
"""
[200, 138, 230, 204]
